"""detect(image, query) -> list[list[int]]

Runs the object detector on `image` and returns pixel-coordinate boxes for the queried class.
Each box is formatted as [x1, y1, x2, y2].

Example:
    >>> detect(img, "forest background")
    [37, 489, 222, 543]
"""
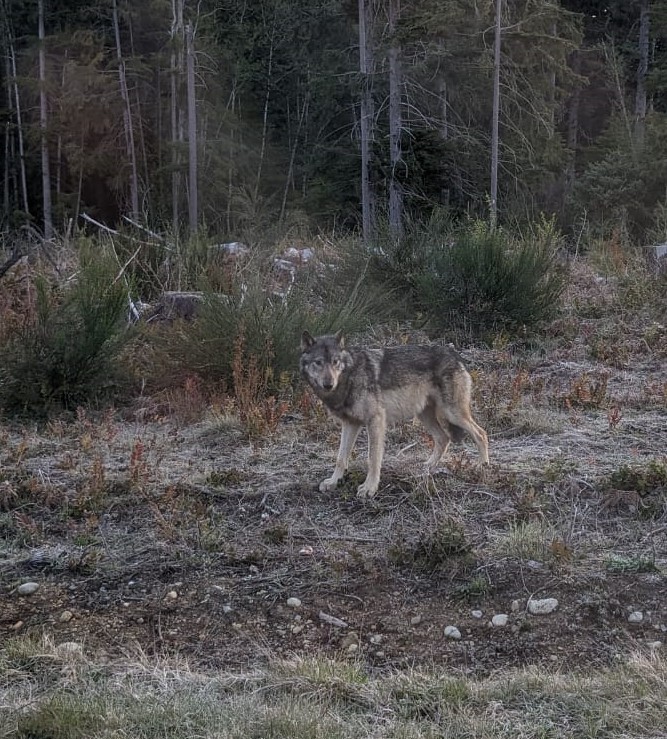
[2, 0, 666, 247]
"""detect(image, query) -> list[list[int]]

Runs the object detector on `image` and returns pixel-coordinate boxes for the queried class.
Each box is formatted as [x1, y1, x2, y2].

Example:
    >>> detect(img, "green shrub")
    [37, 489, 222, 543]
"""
[412, 218, 566, 333]
[366, 213, 566, 334]
[0, 248, 130, 415]
[151, 273, 383, 392]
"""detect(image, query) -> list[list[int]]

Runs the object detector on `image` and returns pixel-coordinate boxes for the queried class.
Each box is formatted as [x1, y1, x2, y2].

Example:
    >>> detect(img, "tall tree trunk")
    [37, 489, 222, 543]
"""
[55, 51, 66, 197]
[490, 0, 502, 229]
[128, 12, 150, 206]
[3, 34, 13, 218]
[185, 21, 198, 234]
[171, 0, 184, 234]
[112, 0, 139, 218]
[227, 80, 237, 233]
[605, 40, 634, 152]
[9, 42, 29, 217]
[38, 0, 53, 240]
[358, 0, 375, 243]
[634, 0, 650, 149]
[280, 87, 309, 222]
[548, 20, 557, 137]
[255, 12, 276, 201]
[565, 51, 581, 202]
[388, 0, 403, 238]
[438, 64, 450, 207]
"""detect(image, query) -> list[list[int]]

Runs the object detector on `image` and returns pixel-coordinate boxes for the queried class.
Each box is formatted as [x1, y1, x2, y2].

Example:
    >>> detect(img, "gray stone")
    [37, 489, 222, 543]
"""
[528, 598, 559, 615]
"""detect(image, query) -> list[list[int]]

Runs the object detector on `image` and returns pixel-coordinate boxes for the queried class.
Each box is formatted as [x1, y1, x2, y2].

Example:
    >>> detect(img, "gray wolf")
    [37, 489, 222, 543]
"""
[300, 331, 489, 498]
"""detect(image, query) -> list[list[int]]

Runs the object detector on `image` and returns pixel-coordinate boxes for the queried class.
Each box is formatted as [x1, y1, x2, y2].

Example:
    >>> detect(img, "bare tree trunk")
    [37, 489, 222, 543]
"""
[55, 51, 66, 197]
[634, 0, 650, 149]
[548, 20, 557, 137]
[171, 0, 184, 234]
[3, 35, 13, 218]
[112, 0, 139, 218]
[2, 124, 9, 219]
[490, 0, 502, 229]
[227, 80, 237, 233]
[9, 42, 29, 217]
[565, 51, 581, 201]
[38, 0, 53, 240]
[388, 0, 403, 238]
[606, 41, 634, 150]
[439, 75, 448, 141]
[358, 0, 375, 243]
[255, 12, 276, 201]
[280, 87, 309, 222]
[128, 13, 150, 203]
[438, 66, 450, 207]
[185, 21, 198, 234]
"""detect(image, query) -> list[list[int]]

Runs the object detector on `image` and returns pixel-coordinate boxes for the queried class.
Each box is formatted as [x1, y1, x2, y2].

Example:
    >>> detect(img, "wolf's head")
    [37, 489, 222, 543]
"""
[300, 330, 352, 394]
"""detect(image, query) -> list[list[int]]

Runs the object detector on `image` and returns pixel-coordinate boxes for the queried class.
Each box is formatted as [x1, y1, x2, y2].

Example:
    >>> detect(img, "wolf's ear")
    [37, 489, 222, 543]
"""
[334, 329, 345, 348]
[301, 330, 315, 351]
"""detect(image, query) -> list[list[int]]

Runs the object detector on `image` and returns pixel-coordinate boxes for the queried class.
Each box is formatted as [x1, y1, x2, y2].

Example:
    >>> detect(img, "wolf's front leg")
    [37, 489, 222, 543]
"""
[357, 413, 386, 498]
[320, 421, 361, 492]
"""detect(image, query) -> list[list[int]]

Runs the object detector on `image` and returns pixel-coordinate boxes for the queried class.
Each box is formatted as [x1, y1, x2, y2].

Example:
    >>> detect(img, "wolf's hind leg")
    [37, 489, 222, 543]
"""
[418, 403, 451, 470]
[440, 407, 489, 465]
[320, 421, 361, 492]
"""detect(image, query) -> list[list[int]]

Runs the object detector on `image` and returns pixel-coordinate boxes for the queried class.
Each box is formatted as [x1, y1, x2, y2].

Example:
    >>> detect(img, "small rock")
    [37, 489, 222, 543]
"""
[492, 614, 509, 627]
[410, 615, 423, 626]
[628, 611, 643, 624]
[471, 610, 483, 619]
[59, 610, 74, 623]
[299, 546, 314, 556]
[287, 597, 302, 608]
[222, 605, 233, 614]
[370, 634, 383, 645]
[166, 590, 178, 600]
[511, 599, 522, 613]
[17, 582, 40, 596]
[528, 598, 559, 615]
[11, 621, 24, 631]
[319, 611, 348, 627]
[647, 641, 662, 651]
[291, 624, 304, 635]
[340, 632, 359, 651]
[444, 625, 462, 640]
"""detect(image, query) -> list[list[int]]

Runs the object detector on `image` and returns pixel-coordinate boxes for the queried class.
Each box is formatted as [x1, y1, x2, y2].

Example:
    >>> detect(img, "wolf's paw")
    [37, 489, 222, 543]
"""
[319, 476, 339, 492]
[356, 481, 378, 499]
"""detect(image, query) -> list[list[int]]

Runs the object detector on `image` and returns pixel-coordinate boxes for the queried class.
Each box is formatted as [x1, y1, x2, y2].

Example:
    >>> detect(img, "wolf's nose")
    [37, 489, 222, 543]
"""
[322, 381, 334, 391]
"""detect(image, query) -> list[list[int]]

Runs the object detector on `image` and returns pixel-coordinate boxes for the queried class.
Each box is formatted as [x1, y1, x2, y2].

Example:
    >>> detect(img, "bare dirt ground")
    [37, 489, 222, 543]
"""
[1, 270, 666, 679]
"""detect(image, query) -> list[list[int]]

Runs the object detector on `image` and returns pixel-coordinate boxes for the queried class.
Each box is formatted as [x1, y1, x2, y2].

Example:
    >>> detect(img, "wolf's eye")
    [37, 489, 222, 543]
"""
[312, 359, 323, 368]
[332, 358, 341, 368]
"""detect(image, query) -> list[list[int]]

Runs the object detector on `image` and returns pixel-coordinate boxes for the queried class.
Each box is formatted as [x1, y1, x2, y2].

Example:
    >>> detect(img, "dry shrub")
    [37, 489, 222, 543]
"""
[231, 334, 289, 439]
[0, 260, 37, 344]
[560, 371, 610, 409]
